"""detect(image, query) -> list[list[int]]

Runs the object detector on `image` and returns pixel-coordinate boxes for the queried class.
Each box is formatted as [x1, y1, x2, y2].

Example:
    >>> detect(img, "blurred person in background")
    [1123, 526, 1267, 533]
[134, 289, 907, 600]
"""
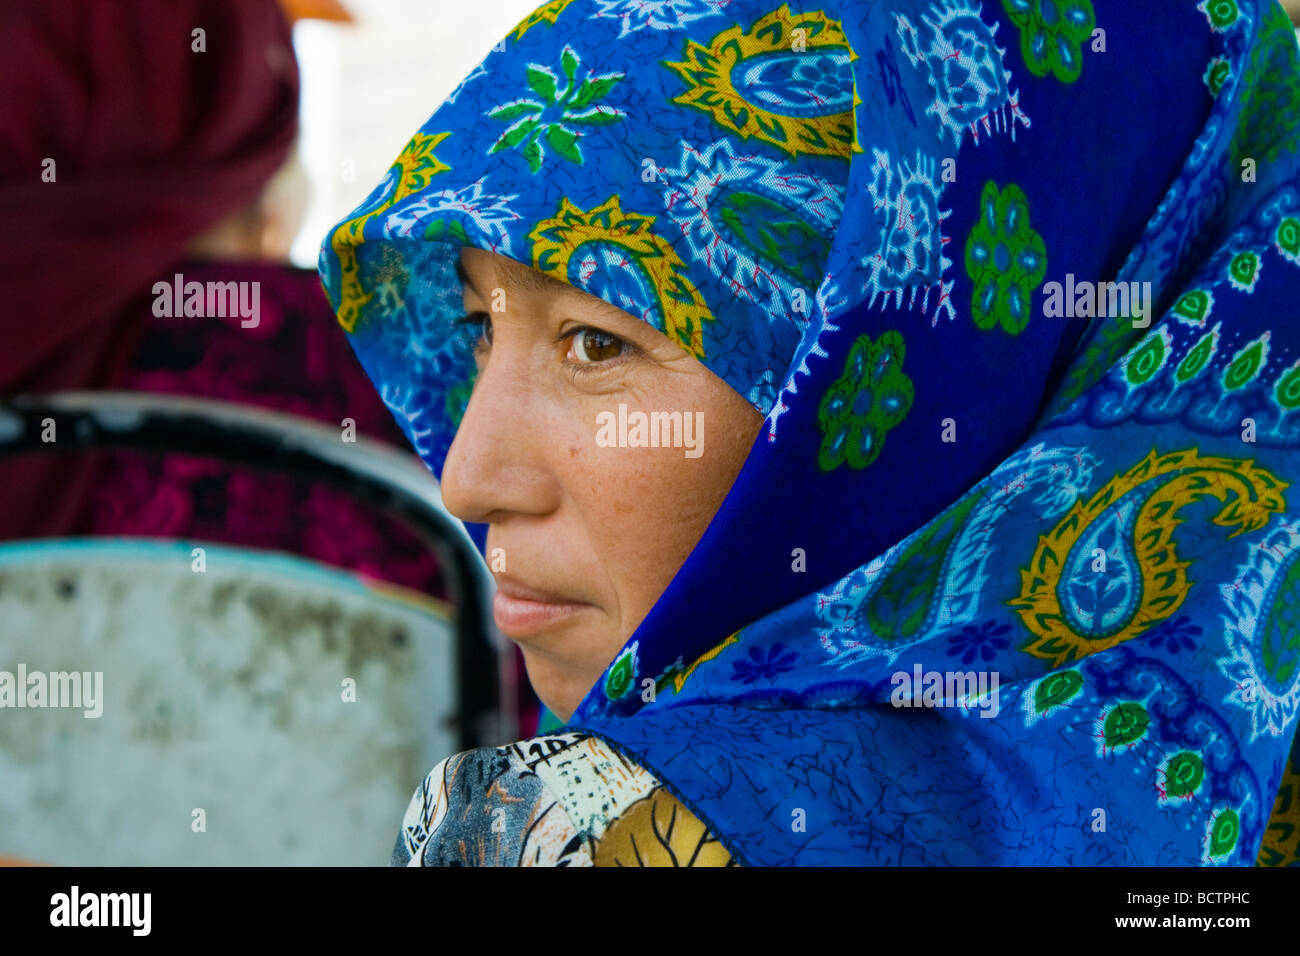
[0, 0, 542, 734]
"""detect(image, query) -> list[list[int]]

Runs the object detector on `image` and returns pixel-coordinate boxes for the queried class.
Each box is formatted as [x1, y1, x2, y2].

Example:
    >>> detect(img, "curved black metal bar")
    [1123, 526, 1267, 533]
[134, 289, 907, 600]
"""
[0, 391, 512, 750]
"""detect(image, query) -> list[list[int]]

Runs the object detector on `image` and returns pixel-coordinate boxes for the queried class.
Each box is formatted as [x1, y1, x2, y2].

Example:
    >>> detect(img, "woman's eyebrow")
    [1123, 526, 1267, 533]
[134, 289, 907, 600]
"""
[508, 266, 572, 296]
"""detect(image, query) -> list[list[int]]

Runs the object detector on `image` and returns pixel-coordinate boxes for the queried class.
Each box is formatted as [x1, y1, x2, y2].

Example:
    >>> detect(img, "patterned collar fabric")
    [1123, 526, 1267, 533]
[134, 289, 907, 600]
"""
[320, 0, 1300, 865]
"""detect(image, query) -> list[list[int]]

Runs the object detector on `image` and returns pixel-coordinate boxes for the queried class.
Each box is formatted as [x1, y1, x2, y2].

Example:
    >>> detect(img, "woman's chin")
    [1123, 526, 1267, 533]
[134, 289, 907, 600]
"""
[516, 644, 610, 725]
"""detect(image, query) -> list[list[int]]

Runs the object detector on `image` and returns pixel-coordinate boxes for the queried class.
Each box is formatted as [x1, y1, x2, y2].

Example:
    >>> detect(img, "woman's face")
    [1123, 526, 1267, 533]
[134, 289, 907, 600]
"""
[443, 247, 763, 721]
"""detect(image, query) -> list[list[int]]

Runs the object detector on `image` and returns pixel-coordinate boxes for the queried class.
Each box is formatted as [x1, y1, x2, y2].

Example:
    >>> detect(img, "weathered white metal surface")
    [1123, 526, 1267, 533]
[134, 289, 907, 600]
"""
[0, 538, 458, 865]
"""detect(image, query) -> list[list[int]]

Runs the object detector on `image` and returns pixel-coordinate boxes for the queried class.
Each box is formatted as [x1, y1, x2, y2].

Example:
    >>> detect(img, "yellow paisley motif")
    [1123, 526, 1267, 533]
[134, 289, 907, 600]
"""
[663, 4, 857, 159]
[850, 70, 864, 155]
[673, 630, 741, 694]
[330, 131, 453, 332]
[510, 0, 577, 42]
[593, 786, 737, 866]
[528, 196, 714, 358]
[1011, 447, 1288, 667]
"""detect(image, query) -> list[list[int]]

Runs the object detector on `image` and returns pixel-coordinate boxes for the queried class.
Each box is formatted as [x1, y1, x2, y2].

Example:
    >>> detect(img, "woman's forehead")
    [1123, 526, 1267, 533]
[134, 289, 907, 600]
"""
[458, 248, 572, 298]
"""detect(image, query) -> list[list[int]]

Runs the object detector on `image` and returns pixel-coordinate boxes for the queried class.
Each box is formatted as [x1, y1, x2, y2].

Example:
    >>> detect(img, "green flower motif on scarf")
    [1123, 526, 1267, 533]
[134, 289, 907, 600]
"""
[1204, 57, 1231, 98]
[1001, 0, 1095, 83]
[488, 45, 626, 174]
[1175, 326, 1220, 385]
[1222, 333, 1269, 392]
[817, 330, 913, 471]
[1032, 669, 1084, 715]
[604, 641, 639, 700]
[1124, 328, 1172, 388]
[965, 181, 1047, 335]
[1207, 808, 1240, 859]
[1172, 288, 1214, 326]
[1160, 751, 1205, 800]
[1277, 216, 1300, 265]
[1227, 250, 1261, 293]
[1198, 0, 1241, 32]
[1277, 359, 1300, 411]
[421, 218, 471, 244]
[1101, 701, 1149, 749]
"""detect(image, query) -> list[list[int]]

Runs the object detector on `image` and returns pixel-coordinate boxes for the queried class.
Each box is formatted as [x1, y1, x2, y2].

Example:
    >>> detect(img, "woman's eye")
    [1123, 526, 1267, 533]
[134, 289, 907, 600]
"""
[569, 327, 624, 363]
[456, 311, 492, 347]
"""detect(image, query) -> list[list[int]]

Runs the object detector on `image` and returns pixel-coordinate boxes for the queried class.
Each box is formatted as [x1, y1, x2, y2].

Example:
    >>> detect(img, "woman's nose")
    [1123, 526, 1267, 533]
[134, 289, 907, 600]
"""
[438, 353, 558, 525]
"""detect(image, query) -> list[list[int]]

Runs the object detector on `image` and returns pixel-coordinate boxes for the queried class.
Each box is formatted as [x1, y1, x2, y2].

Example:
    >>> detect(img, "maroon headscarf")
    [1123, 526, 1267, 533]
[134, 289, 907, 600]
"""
[0, 0, 299, 538]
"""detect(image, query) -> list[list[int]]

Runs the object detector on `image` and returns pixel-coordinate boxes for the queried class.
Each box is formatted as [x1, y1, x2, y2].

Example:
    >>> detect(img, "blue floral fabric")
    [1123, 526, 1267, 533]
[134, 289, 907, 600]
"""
[321, 0, 1300, 865]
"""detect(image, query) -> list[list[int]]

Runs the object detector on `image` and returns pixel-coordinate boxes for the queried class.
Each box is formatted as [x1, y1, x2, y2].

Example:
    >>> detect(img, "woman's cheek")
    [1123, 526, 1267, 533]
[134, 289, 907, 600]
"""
[566, 372, 735, 593]
[613, 450, 716, 582]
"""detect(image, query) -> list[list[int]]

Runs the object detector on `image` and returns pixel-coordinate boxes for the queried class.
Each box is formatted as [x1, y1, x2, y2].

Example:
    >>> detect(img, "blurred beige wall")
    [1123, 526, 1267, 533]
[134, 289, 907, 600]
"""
[290, 0, 542, 267]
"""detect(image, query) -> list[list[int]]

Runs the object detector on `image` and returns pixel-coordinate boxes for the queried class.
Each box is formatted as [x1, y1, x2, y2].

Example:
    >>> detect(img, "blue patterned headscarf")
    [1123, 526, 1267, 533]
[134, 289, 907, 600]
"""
[321, 0, 1300, 865]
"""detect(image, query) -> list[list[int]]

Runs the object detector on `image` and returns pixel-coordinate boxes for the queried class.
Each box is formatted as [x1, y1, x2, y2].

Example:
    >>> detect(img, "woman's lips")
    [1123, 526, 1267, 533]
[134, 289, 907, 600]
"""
[491, 578, 592, 638]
